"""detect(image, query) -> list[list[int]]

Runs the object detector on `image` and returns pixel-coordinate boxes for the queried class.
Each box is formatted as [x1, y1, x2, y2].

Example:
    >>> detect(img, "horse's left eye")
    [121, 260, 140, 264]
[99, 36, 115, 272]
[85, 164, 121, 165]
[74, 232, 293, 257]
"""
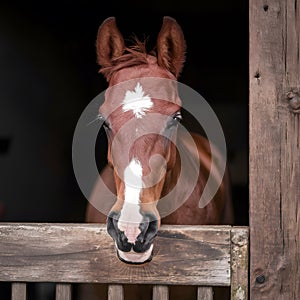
[173, 112, 182, 122]
[166, 112, 182, 129]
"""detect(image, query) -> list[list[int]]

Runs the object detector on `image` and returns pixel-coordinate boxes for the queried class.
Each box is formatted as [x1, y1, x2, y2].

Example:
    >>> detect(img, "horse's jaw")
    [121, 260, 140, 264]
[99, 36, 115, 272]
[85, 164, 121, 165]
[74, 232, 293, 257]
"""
[116, 244, 153, 264]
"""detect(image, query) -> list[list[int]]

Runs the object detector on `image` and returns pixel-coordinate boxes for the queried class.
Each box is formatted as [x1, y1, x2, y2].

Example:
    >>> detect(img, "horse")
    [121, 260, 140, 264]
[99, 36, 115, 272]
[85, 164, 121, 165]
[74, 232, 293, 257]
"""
[83, 16, 233, 299]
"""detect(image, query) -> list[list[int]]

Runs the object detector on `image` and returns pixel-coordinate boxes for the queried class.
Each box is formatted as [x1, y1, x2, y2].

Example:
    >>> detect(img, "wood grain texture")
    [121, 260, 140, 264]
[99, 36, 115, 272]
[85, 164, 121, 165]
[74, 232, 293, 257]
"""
[152, 285, 168, 300]
[230, 228, 248, 300]
[0, 224, 231, 286]
[108, 285, 124, 300]
[56, 283, 72, 300]
[250, 0, 300, 299]
[12, 283, 27, 300]
[197, 287, 213, 300]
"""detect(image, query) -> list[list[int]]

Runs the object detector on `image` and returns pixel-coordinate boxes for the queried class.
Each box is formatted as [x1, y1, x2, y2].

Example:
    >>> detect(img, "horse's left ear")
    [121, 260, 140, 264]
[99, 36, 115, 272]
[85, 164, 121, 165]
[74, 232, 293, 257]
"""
[157, 17, 186, 78]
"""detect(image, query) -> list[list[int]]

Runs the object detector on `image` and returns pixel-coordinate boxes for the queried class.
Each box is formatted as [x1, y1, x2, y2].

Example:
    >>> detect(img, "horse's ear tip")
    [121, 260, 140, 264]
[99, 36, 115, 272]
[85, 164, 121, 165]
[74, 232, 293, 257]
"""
[103, 17, 116, 24]
[107, 16, 116, 21]
[163, 16, 178, 24]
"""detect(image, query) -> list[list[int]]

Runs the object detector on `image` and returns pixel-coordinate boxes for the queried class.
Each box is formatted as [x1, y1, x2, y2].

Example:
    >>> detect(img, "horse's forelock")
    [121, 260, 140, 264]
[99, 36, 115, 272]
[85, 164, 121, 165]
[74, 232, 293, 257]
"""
[99, 38, 156, 81]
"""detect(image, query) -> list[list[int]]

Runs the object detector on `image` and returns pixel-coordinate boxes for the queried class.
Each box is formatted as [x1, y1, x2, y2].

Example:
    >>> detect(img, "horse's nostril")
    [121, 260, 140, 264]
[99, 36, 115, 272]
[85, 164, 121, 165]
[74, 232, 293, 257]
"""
[133, 217, 158, 253]
[107, 211, 158, 257]
[120, 231, 129, 243]
[107, 212, 133, 252]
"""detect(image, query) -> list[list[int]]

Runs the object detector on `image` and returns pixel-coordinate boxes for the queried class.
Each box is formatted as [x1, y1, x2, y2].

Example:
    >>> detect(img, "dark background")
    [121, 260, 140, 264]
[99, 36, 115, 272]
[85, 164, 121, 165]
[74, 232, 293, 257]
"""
[0, 0, 248, 298]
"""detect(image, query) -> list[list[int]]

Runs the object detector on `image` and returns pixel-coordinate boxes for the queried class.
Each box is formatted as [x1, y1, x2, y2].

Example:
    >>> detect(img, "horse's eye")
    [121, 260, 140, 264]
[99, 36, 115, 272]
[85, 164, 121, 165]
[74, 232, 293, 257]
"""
[97, 114, 111, 131]
[173, 112, 182, 122]
[166, 112, 182, 129]
[102, 120, 111, 131]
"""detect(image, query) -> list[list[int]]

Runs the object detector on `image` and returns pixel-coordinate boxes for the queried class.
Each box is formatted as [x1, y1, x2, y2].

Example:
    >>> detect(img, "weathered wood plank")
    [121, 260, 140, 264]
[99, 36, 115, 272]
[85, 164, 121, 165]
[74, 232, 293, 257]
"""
[108, 285, 124, 300]
[197, 287, 213, 300]
[0, 224, 231, 286]
[152, 285, 168, 300]
[12, 283, 27, 300]
[230, 228, 248, 300]
[56, 283, 72, 300]
[250, 0, 300, 299]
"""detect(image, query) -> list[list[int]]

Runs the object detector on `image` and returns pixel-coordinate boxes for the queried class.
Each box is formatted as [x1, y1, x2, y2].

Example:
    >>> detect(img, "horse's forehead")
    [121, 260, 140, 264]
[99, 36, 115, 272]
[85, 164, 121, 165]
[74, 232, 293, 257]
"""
[101, 76, 181, 116]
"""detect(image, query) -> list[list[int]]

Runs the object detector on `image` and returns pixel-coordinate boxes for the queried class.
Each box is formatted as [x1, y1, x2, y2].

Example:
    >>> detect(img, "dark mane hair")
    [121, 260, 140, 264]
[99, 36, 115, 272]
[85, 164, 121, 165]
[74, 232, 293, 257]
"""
[99, 39, 155, 80]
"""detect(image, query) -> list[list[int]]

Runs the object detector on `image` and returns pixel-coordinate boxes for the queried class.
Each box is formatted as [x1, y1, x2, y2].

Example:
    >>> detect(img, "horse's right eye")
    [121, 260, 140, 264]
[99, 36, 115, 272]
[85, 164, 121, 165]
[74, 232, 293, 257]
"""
[97, 113, 111, 131]
[102, 120, 111, 131]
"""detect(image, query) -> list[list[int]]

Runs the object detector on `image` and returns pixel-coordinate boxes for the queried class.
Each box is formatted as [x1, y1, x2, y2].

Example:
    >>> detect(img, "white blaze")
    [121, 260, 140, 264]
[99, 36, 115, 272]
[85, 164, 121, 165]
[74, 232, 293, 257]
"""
[118, 158, 143, 243]
[122, 82, 153, 118]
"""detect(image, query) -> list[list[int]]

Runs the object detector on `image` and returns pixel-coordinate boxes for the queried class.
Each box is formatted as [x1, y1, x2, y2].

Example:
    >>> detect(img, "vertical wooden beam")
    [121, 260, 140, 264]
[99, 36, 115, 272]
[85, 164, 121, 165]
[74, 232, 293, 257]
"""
[108, 285, 124, 300]
[56, 283, 72, 300]
[153, 285, 169, 300]
[230, 228, 249, 300]
[250, 0, 300, 299]
[12, 283, 27, 300]
[197, 287, 213, 300]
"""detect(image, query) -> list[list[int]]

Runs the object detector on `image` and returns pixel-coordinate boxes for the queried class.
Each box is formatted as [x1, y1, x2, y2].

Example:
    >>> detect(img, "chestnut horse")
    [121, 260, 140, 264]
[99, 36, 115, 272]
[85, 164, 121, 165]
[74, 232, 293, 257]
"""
[84, 16, 233, 299]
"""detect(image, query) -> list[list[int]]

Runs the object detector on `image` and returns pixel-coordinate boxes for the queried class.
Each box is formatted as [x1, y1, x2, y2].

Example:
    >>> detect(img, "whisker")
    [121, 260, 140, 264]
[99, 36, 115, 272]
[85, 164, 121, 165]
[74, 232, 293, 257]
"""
[86, 114, 104, 126]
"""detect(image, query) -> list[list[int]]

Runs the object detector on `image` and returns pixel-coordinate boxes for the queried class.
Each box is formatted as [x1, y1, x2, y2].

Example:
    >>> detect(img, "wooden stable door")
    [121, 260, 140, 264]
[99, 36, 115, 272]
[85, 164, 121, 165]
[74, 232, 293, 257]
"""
[249, 0, 300, 299]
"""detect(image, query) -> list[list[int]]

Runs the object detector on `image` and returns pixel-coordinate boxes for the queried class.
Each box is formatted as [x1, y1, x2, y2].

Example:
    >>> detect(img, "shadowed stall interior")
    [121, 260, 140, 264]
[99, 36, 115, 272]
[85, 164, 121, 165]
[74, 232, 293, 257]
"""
[0, 0, 248, 299]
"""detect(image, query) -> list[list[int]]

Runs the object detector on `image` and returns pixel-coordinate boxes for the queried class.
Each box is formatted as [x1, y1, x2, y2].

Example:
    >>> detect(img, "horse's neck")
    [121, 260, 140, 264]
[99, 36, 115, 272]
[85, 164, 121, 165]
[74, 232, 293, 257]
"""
[161, 130, 208, 207]
[164, 129, 208, 186]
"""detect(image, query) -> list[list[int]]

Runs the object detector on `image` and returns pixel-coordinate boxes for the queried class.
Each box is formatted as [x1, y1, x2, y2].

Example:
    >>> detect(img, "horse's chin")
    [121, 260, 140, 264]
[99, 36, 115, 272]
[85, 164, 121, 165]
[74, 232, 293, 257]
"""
[117, 244, 153, 264]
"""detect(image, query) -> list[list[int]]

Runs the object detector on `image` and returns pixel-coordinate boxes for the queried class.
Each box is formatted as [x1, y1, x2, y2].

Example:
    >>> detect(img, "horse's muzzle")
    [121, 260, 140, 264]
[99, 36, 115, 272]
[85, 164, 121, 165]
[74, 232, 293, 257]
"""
[107, 211, 158, 264]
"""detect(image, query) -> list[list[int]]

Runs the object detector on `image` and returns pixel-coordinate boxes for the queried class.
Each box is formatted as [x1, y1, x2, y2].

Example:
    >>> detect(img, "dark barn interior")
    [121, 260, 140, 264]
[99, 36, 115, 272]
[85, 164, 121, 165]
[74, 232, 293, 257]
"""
[0, 0, 248, 299]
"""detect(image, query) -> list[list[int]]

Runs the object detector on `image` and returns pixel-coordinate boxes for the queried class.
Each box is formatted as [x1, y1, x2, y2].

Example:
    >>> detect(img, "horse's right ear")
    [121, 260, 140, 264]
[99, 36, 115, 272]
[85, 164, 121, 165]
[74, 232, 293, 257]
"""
[96, 17, 125, 68]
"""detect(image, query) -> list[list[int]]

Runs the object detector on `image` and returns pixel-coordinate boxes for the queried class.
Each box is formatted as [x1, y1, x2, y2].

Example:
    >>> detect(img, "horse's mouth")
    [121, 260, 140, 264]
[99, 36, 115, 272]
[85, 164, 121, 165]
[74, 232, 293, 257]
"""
[116, 244, 153, 264]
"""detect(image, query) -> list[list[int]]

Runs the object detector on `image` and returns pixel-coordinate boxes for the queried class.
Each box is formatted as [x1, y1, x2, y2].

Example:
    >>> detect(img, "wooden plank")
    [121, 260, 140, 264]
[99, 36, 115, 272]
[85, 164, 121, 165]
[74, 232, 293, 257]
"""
[108, 285, 124, 300]
[250, 0, 300, 299]
[197, 287, 213, 300]
[0, 224, 231, 286]
[56, 283, 72, 300]
[12, 283, 27, 300]
[153, 285, 168, 300]
[230, 228, 248, 300]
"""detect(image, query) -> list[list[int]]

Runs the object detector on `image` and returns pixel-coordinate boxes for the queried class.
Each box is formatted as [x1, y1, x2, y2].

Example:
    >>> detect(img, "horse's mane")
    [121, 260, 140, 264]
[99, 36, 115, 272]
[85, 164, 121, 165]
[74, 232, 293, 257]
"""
[99, 38, 155, 80]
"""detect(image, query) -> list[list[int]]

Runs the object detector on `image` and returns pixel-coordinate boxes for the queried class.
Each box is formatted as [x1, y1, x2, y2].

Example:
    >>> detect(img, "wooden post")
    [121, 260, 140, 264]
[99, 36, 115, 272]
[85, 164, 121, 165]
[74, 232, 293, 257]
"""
[56, 284, 72, 300]
[153, 285, 169, 300]
[197, 287, 213, 300]
[108, 285, 124, 300]
[250, 0, 300, 299]
[12, 283, 27, 300]
[230, 228, 249, 300]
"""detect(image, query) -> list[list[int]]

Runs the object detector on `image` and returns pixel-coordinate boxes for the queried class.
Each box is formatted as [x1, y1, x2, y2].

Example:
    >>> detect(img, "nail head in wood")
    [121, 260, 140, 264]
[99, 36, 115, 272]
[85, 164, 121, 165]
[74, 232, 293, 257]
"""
[255, 274, 265, 284]
[263, 4, 269, 11]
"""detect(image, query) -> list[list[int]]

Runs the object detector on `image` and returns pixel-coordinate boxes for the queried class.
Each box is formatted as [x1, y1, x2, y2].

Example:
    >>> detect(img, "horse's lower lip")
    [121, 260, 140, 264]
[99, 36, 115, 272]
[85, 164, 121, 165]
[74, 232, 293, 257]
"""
[117, 244, 153, 264]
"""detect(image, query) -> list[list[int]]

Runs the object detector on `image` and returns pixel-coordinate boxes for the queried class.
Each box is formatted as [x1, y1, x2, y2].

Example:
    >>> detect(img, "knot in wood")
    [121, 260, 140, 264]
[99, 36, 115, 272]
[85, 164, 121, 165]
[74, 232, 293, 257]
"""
[286, 91, 300, 111]
[289, 96, 300, 110]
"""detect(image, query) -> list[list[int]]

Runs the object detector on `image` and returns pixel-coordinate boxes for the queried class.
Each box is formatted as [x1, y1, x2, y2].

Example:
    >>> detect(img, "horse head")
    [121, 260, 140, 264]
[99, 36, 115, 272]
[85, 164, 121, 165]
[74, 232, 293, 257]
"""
[96, 17, 186, 264]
